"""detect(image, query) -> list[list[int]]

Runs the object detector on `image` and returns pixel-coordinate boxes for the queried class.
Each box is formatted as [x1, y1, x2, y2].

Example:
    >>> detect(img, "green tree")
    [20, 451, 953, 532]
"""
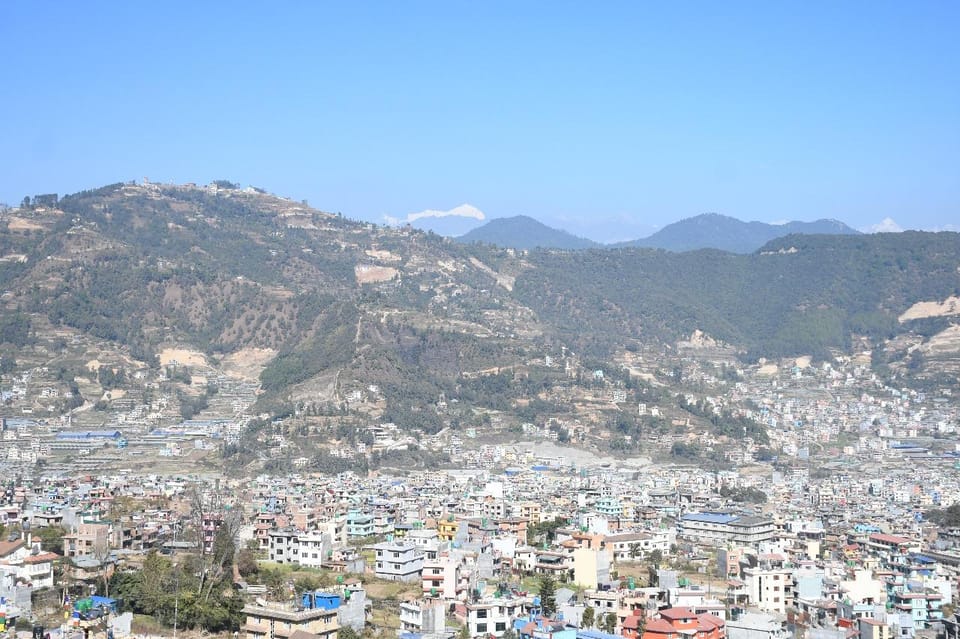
[601, 612, 618, 634]
[33, 526, 67, 554]
[581, 606, 595, 629]
[539, 575, 557, 617]
[648, 549, 664, 567]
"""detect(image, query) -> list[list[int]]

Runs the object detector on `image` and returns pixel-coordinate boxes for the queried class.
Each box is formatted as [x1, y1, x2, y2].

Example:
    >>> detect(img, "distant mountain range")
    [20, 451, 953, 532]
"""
[456, 215, 598, 250]
[615, 213, 861, 253]
[455, 212, 861, 253]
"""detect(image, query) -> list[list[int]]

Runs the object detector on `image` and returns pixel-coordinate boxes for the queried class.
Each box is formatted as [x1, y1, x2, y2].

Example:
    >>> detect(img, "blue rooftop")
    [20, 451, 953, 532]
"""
[578, 631, 623, 639]
[55, 430, 122, 440]
[682, 512, 738, 524]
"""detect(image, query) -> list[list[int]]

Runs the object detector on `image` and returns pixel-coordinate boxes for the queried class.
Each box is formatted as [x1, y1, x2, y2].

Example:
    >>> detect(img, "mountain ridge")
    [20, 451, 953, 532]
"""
[2, 180, 957, 412]
[457, 215, 598, 250]
[449, 211, 861, 253]
[615, 212, 862, 253]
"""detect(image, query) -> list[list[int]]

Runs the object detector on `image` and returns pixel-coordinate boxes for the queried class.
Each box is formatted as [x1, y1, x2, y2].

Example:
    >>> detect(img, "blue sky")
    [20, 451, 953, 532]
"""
[1, 2, 957, 242]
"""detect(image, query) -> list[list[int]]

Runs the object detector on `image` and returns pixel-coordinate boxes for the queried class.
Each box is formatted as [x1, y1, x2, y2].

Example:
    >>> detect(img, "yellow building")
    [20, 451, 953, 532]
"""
[518, 502, 542, 524]
[437, 515, 459, 542]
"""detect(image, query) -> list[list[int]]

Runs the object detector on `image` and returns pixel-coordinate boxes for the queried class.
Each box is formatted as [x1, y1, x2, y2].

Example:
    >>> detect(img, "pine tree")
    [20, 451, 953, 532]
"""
[539, 575, 557, 617]
[581, 606, 595, 629]
[602, 612, 618, 634]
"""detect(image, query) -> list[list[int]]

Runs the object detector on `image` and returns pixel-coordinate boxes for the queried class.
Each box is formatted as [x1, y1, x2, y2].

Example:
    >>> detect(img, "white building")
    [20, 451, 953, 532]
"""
[372, 541, 423, 582]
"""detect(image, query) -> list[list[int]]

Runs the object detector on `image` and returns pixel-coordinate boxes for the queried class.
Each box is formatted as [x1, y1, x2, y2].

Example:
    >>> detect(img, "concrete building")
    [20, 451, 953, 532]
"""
[372, 541, 423, 582]
[678, 513, 775, 547]
[743, 565, 794, 615]
[572, 548, 610, 590]
[466, 597, 523, 638]
[242, 593, 340, 639]
[399, 600, 446, 634]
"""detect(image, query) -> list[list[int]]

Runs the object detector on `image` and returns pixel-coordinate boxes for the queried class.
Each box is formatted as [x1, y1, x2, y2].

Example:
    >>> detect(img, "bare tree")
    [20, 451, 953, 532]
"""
[91, 534, 114, 598]
[188, 485, 242, 603]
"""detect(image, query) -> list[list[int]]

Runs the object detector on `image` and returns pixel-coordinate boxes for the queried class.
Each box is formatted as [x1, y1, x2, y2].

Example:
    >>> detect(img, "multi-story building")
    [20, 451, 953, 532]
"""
[268, 529, 301, 564]
[604, 531, 670, 562]
[63, 523, 111, 558]
[643, 607, 725, 639]
[466, 597, 523, 638]
[242, 593, 340, 639]
[372, 540, 423, 582]
[859, 618, 892, 639]
[678, 513, 775, 547]
[296, 530, 332, 569]
[346, 511, 374, 538]
[437, 515, 459, 542]
[399, 600, 446, 634]
[422, 552, 462, 600]
[743, 565, 794, 615]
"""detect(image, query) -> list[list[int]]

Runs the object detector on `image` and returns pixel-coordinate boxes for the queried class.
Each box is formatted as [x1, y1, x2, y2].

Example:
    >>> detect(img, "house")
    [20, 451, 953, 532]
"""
[642, 608, 725, 639]
[515, 615, 576, 639]
[422, 553, 462, 600]
[0, 539, 27, 564]
[372, 541, 423, 582]
[399, 599, 447, 634]
[63, 523, 111, 558]
[467, 597, 524, 638]
[242, 593, 340, 639]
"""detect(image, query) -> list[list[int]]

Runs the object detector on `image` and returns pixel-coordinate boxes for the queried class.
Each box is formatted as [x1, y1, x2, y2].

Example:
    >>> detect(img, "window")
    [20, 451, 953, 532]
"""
[496, 623, 506, 632]
[476, 624, 487, 633]
[477, 610, 488, 619]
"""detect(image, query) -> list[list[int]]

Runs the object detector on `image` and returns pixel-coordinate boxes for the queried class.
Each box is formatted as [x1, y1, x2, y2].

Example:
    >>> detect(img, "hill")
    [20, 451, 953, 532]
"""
[2, 181, 958, 421]
[617, 213, 861, 253]
[514, 232, 960, 360]
[457, 215, 598, 250]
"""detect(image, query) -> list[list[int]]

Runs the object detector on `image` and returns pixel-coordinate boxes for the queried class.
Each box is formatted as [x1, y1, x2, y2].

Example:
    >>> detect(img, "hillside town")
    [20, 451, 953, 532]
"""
[0, 345, 959, 639]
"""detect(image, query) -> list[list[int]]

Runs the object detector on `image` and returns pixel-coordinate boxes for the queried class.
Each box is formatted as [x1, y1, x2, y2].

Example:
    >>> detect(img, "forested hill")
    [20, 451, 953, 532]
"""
[1, 182, 958, 406]
[514, 232, 960, 359]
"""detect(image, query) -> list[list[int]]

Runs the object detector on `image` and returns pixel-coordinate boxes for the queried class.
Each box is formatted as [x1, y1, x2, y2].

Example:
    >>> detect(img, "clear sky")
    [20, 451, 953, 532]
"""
[1, 2, 957, 242]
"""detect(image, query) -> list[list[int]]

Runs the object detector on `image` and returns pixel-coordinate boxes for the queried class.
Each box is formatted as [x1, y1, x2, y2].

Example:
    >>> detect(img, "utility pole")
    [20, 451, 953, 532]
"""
[173, 523, 180, 639]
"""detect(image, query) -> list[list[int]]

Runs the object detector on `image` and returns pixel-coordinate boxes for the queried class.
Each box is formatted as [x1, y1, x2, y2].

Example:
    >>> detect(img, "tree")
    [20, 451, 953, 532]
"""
[33, 526, 67, 554]
[648, 549, 664, 567]
[236, 548, 259, 578]
[581, 606, 595, 629]
[538, 575, 557, 618]
[628, 543, 641, 560]
[91, 535, 114, 597]
[187, 486, 242, 603]
[601, 612, 618, 634]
